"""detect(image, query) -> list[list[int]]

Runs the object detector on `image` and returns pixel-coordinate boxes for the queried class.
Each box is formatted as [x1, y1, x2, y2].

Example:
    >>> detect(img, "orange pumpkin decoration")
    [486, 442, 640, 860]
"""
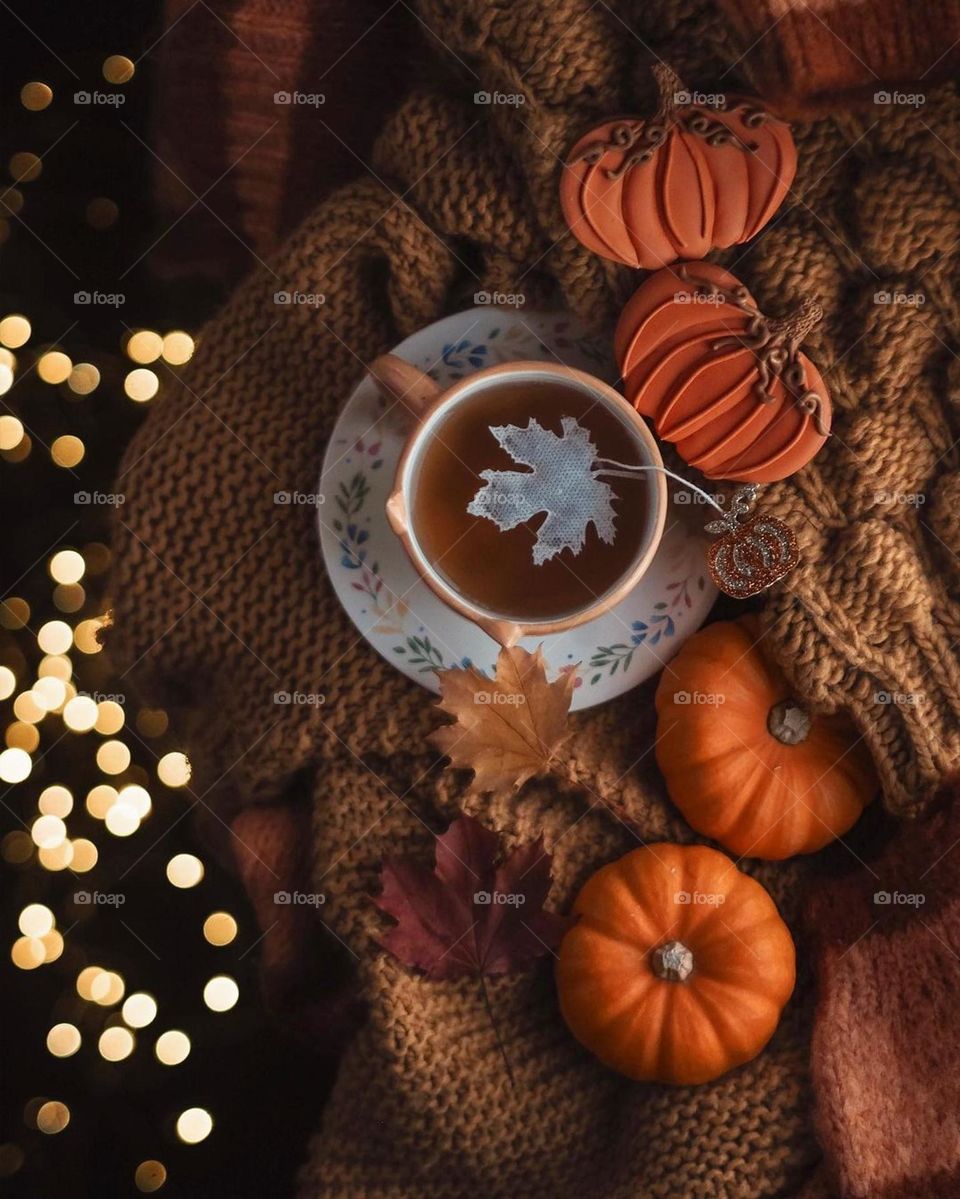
[655, 617, 878, 859]
[557, 843, 795, 1085]
[615, 259, 831, 483]
[559, 64, 796, 270]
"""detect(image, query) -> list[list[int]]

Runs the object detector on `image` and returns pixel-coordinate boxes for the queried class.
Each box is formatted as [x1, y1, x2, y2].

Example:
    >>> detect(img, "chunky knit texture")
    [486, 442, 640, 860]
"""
[108, 1, 960, 1195]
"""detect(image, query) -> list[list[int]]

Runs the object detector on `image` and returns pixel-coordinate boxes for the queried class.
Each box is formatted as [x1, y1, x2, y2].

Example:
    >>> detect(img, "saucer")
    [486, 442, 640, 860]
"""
[318, 306, 717, 711]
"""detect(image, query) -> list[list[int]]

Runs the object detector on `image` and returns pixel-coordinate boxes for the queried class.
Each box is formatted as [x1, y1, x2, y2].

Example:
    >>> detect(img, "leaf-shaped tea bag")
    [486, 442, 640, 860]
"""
[467, 417, 617, 565]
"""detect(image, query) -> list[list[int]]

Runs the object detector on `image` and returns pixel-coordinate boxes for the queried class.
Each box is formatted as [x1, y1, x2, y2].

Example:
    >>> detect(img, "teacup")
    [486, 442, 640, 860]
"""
[371, 354, 666, 648]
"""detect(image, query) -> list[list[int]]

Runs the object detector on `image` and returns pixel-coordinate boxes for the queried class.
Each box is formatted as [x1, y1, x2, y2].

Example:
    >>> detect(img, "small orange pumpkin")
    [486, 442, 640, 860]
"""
[557, 843, 795, 1085]
[655, 617, 878, 859]
[615, 259, 831, 483]
[559, 64, 796, 270]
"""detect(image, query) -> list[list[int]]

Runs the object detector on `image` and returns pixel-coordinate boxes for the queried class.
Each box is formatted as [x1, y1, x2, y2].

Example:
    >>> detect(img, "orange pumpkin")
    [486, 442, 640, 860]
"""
[557, 843, 795, 1085]
[559, 64, 796, 270]
[655, 617, 878, 859]
[615, 259, 831, 483]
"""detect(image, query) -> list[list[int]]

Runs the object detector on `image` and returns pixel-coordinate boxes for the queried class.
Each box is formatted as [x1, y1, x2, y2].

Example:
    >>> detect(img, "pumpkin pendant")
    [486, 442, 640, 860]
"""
[557, 843, 796, 1084]
[704, 484, 799, 597]
[559, 64, 796, 270]
[615, 260, 831, 483]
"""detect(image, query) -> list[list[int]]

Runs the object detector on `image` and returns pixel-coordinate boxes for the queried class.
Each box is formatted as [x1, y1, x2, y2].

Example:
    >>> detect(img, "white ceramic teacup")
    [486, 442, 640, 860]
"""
[371, 354, 666, 648]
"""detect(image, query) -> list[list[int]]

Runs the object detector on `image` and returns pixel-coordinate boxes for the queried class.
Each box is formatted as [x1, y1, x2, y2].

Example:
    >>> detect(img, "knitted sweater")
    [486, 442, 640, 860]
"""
[109, 1, 960, 1195]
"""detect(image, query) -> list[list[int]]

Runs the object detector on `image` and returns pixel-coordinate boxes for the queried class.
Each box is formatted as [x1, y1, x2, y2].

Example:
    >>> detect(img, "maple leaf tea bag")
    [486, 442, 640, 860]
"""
[411, 377, 651, 621]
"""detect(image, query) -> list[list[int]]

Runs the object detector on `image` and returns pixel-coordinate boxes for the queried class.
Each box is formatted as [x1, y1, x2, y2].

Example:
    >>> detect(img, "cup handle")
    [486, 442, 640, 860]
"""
[369, 353, 443, 419]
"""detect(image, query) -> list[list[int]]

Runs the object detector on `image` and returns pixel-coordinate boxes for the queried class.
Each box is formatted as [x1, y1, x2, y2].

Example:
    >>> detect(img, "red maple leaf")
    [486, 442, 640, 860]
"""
[373, 814, 567, 981]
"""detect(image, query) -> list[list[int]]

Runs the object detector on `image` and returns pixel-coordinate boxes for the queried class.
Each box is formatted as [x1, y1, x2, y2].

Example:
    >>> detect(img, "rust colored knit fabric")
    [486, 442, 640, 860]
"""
[805, 788, 960, 1199]
[107, 0, 960, 1195]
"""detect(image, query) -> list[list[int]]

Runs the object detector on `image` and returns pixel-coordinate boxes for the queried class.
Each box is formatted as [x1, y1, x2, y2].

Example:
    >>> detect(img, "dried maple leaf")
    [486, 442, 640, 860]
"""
[429, 645, 575, 795]
[373, 813, 567, 982]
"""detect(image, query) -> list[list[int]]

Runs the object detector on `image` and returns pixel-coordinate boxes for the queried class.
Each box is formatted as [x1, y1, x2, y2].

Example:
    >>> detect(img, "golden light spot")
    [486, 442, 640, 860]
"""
[0, 416, 22, 450]
[6, 723, 39, 752]
[50, 549, 84, 584]
[0, 363, 13, 395]
[203, 912, 238, 947]
[39, 841, 74, 871]
[0, 747, 31, 783]
[21, 82, 53, 110]
[9, 152, 41, 183]
[37, 351, 72, 385]
[0, 666, 15, 698]
[0, 314, 30, 348]
[38, 784, 72, 817]
[86, 785, 118, 819]
[74, 617, 106, 654]
[126, 330, 162, 363]
[47, 1023, 81, 1058]
[155, 1030, 190, 1065]
[124, 368, 159, 402]
[161, 331, 194, 365]
[36, 1102, 70, 1135]
[1, 830, 33, 864]
[157, 752, 190, 788]
[19, 903, 53, 937]
[11, 937, 44, 969]
[135, 1160, 167, 1193]
[0, 597, 29, 628]
[103, 55, 135, 84]
[105, 803, 139, 837]
[0, 190, 23, 217]
[91, 969, 124, 1006]
[136, 708, 168, 737]
[32, 676, 67, 712]
[176, 1108, 212, 1144]
[31, 815, 65, 849]
[85, 197, 118, 229]
[1, 433, 30, 463]
[97, 739, 130, 775]
[53, 583, 85, 613]
[118, 783, 150, 817]
[13, 692, 45, 724]
[51, 435, 84, 467]
[166, 853, 203, 889]
[0, 1143, 24, 1177]
[95, 700, 125, 734]
[37, 620, 71, 655]
[71, 838, 98, 871]
[68, 362, 100, 394]
[99, 1026, 135, 1061]
[203, 975, 238, 1012]
[122, 992, 157, 1028]
[63, 695, 98, 732]
[41, 929, 64, 962]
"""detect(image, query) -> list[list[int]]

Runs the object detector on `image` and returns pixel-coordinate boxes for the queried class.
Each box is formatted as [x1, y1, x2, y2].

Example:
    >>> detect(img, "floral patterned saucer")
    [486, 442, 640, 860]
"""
[318, 307, 717, 711]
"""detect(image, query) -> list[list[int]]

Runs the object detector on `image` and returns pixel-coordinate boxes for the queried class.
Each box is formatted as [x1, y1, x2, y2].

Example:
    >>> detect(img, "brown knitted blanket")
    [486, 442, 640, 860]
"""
[108, 1, 960, 1195]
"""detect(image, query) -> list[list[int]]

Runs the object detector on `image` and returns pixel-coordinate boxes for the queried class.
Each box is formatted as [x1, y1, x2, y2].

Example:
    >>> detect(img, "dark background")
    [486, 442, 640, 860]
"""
[0, 0, 412, 1193]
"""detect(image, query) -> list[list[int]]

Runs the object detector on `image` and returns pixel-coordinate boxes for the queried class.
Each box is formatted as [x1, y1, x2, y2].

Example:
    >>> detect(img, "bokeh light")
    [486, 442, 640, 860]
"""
[166, 853, 203, 888]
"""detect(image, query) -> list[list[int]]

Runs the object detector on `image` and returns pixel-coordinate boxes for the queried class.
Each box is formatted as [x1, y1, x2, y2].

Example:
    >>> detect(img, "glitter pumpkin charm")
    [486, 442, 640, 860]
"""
[559, 64, 796, 270]
[704, 486, 800, 598]
[615, 260, 831, 483]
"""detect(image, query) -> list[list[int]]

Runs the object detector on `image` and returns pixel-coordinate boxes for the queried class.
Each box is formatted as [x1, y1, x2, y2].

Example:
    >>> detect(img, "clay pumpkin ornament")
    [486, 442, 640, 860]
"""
[557, 843, 795, 1085]
[655, 617, 878, 859]
[615, 259, 831, 483]
[559, 63, 796, 270]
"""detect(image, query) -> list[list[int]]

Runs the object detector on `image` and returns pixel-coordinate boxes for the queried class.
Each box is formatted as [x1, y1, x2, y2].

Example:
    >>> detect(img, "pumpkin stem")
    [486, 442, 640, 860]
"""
[766, 297, 823, 351]
[651, 939, 694, 982]
[768, 699, 812, 745]
[651, 63, 686, 127]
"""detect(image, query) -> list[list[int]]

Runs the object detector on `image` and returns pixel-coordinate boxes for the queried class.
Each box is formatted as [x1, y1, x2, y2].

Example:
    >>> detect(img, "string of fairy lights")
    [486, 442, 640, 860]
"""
[2, 52, 248, 1196]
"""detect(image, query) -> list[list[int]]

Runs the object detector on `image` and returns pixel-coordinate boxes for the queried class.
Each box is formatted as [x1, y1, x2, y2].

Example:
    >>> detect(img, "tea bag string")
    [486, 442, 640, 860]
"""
[592, 457, 727, 515]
